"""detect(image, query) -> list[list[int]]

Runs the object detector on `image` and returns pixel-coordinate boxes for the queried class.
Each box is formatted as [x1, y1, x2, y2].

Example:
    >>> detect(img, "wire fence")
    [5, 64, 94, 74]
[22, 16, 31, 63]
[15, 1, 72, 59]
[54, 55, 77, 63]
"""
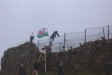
[37, 25, 112, 52]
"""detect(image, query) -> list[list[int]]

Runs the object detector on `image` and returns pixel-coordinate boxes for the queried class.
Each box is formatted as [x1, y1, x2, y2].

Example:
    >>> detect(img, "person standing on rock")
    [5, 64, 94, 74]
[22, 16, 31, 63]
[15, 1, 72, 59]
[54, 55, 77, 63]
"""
[19, 64, 27, 75]
[30, 33, 34, 43]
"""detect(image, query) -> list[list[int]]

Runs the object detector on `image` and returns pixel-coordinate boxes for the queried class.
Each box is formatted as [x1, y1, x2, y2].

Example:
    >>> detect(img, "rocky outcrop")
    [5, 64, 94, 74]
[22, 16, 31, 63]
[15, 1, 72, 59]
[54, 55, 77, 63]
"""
[45, 39, 112, 73]
[63, 39, 112, 73]
[1, 42, 40, 75]
[1, 39, 112, 75]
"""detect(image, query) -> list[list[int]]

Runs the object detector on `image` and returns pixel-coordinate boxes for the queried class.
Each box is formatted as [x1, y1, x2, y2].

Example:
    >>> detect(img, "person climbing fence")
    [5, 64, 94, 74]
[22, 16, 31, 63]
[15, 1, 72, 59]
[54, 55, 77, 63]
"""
[50, 31, 60, 45]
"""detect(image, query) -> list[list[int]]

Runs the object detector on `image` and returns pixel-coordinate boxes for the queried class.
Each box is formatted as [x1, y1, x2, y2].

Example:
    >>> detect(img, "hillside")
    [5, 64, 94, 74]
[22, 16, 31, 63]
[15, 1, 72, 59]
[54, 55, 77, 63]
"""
[1, 42, 40, 75]
[1, 39, 112, 75]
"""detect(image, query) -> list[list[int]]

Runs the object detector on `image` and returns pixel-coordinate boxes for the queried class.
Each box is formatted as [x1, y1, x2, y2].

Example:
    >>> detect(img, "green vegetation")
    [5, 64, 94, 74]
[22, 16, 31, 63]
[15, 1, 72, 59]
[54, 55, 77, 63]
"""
[40, 72, 102, 75]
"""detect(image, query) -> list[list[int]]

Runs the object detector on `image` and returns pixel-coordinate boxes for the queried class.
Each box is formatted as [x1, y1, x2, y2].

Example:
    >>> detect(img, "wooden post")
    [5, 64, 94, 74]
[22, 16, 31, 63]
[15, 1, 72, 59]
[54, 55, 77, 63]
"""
[103, 27, 105, 39]
[85, 29, 86, 43]
[108, 25, 109, 40]
[63, 33, 66, 51]
[65, 39, 69, 50]
[44, 44, 47, 74]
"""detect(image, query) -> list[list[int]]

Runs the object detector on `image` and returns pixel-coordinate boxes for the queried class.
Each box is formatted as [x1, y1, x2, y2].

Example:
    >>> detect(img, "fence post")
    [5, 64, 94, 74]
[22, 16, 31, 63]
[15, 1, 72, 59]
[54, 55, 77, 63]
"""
[108, 25, 109, 40]
[59, 43, 63, 52]
[103, 27, 105, 38]
[85, 29, 86, 43]
[63, 33, 66, 51]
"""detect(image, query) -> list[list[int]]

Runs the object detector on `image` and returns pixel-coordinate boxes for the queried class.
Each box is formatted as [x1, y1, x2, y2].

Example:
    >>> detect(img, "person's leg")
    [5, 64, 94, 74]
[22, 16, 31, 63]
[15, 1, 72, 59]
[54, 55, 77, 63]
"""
[30, 38, 32, 43]
[52, 37, 54, 43]
[50, 38, 54, 45]
[49, 39, 52, 45]
[30, 37, 33, 43]
[37, 70, 39, 75]
[57, 68, 60, 75]
[60, 67, 64, 75]
[35, 70, 38, 75]
[58, 70, 61, 75]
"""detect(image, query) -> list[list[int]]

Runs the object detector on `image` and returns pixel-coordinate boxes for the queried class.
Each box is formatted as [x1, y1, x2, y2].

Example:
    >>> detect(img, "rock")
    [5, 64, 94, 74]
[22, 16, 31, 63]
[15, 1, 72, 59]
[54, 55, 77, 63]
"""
[1, 39, 112, 75]
[1, 42, 40, 75]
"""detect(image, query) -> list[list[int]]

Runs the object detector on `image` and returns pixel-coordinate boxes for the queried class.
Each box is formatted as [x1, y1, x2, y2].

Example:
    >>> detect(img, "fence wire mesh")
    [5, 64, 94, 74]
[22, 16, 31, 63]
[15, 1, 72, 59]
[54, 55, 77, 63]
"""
[37, 25, 112, 52]
[109, 25, 112, 38]
[86, 27, 104, 42]
[65, 32, 85, 49]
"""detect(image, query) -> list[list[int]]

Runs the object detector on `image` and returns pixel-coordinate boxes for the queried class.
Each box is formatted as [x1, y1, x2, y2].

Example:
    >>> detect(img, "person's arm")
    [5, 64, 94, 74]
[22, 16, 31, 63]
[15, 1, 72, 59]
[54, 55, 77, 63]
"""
[32, 69, 35, 75]
[56, 60, 60, 67]
[56, 32, 60, 37]
[38, 54, 42, 62]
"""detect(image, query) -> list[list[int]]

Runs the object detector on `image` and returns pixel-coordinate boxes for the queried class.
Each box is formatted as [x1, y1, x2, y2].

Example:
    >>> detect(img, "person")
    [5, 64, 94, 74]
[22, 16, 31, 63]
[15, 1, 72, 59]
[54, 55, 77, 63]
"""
[32, 60, 40, 75]
[70, 46, 72, 50]
[104, 59, 112, 75]
[56, 57, 64, 75]
[30, 33, 34, 43]
[19, 64, 27, 75]
[50, 31, 60, 45]
[42, 45, 51, 53]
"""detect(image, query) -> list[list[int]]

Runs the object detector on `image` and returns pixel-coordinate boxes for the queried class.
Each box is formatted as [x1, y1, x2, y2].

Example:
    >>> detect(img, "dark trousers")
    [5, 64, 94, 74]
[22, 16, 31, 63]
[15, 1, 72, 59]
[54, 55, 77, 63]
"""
[58, 67, 64, 75]
[49, 37, 54, 45]
[30, 36, 34, 43]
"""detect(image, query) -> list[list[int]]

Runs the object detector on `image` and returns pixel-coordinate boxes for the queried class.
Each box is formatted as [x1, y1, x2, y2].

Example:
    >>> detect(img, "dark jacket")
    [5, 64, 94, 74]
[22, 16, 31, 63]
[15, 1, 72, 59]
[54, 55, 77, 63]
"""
[33, 62, 40, 70]
[50, 31, 60, 39]
[19, 66, 27, 75]
[30, 36, 34, 42]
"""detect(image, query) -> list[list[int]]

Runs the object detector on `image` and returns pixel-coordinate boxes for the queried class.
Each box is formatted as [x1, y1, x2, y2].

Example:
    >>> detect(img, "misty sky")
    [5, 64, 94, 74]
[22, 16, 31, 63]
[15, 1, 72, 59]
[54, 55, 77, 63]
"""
[0, 0, 112, 58]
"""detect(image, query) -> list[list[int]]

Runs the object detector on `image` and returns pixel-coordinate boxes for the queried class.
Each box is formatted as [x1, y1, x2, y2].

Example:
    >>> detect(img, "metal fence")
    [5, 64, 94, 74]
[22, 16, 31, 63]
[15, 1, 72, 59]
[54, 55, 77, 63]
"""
[37, 25, 112, 52]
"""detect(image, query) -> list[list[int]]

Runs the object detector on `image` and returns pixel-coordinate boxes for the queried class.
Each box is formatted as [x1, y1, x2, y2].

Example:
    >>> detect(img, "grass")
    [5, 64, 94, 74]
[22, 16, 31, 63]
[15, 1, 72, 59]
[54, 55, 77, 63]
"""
[40, 72, 102, 75]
